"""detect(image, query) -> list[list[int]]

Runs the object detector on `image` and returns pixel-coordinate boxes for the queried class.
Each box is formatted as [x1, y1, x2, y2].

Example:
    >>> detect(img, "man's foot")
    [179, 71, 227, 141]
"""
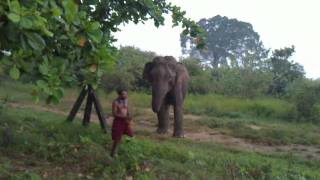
[105, 156, 114, 164]
[110, 152, 117, 158]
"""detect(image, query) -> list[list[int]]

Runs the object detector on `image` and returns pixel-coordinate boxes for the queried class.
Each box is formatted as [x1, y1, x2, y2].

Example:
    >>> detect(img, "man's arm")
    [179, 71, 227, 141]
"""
[127, 103, 130, 117]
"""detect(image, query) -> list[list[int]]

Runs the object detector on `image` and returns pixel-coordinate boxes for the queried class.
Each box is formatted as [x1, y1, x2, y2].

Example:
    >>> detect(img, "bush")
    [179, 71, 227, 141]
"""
[286, 79, 320, 122]
[294, 87, 320, 123]
[101, 46, 154, 92]
[188, 72, 214, 94]
[205, 68, 272, 98]
[101, 71, 135, 92]
[248, 103, 274, 117]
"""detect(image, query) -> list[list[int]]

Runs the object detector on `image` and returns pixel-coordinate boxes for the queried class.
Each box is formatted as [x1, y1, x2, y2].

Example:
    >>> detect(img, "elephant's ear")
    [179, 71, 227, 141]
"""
[143, 62, 154, 81]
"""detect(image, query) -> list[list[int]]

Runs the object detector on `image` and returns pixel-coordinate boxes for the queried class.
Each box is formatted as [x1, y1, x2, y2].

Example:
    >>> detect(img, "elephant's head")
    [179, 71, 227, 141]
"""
[143, 56, 178, 113]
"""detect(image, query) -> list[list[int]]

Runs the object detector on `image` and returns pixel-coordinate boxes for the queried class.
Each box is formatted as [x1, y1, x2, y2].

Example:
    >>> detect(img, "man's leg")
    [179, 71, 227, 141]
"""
[110, 139, 120, 157]
[111, 121, 121, 157]
[125, 120, 134, 137]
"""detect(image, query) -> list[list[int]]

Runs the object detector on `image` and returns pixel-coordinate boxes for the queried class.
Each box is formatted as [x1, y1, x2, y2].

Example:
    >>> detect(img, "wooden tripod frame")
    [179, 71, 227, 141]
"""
[66, 85, 107, 133]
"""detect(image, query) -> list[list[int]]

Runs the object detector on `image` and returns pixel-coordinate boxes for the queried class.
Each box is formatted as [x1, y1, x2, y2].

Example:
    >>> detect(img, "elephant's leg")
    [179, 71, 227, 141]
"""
[173, 104, 184, 137]
[156, 104, 170, 134]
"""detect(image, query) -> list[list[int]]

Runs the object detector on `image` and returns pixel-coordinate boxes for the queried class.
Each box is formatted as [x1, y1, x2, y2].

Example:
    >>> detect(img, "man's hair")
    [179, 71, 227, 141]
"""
[117, 88, 127, 95]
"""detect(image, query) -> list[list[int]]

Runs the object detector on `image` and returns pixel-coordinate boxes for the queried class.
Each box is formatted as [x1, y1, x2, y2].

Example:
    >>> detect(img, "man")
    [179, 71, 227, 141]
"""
[110, 89, 133, 157]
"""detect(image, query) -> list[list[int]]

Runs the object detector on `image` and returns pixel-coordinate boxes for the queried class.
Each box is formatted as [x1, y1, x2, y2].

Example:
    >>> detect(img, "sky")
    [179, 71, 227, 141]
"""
[114, 0, 320, 79]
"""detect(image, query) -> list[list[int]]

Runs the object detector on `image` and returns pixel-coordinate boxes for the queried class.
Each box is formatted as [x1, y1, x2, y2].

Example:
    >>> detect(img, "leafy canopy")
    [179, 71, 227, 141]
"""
[267, 46, 305, 96]
[0, 0, 204, 103]
[181, 15, 268, 68]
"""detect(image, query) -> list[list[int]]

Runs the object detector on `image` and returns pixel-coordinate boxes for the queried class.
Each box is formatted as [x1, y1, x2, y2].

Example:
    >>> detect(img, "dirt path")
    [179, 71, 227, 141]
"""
[185, 131, 320, 160]
[7, 102, 320, 160]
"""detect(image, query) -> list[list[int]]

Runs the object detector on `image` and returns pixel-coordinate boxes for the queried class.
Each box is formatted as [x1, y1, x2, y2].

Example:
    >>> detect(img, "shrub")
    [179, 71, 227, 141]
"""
[288, 80, 320, 122]
[101, 71, 135, 92]
[248, 103, 274, 117]
[294, 89, 320, 122]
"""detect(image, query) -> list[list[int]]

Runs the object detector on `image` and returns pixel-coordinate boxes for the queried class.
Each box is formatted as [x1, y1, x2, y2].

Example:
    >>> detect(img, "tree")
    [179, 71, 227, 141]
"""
[102, 46, 156, 92]
[181, 58, 214, 94]
[180, 15, 268, 68]
[267, 46, 305, 96]
[0, 0, 204, 103]
[181, 57, 203, 76]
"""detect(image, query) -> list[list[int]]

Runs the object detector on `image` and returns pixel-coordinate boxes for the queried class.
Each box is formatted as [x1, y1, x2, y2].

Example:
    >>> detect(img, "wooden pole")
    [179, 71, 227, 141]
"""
[83, 86, 93, 126]
[67, 86, 87, 122]
[92, 89, 108, 132]
[66, 84, 108, 133]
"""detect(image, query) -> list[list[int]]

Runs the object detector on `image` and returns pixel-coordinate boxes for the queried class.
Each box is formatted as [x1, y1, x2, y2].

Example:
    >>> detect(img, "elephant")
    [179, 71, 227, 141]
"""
[143, 56, 189, 137]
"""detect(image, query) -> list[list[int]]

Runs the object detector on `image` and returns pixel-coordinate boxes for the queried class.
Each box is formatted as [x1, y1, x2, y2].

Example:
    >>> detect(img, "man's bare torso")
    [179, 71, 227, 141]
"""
[113, 99, 128, 118]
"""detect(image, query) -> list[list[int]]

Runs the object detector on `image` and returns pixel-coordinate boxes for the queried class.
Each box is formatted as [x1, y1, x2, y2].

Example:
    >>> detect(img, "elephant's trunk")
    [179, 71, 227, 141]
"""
[152, 99, 161, 113]
[152, 84, 167, 113]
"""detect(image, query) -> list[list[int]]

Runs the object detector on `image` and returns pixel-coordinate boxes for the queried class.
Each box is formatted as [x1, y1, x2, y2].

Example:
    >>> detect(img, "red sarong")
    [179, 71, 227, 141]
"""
[111, 117, 133, 141]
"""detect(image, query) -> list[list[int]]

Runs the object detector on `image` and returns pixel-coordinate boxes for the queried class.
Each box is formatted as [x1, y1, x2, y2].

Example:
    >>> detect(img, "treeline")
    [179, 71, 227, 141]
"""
[184, 46, 305, 97]
[103, 46, 309, 97]
[102, 46, 320, 123]
[182, 49, 320, 122]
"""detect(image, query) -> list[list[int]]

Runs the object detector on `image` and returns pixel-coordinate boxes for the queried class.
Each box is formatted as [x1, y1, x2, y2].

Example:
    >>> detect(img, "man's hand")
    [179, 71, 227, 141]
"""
[126, 113, 132, 123]
[126, 115, 132, 122]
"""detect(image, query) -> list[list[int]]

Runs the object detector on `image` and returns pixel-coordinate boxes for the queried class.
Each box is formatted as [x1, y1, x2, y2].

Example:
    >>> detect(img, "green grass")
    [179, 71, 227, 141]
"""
[0, 80, 34, 103]
[184, 94, 295, 120]
[0, 80, 296, 120]
[1, 106, 320, 179]
[120, 92, 296, 121]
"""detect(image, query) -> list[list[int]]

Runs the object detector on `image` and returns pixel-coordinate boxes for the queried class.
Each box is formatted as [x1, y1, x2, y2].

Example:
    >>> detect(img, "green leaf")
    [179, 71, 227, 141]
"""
[53, 88, 64, 100]
[9, 0, 21, 14]
[9, 66, 20, 80]
[62, 0, 79, 23]
[52, 7, 62, 17]
[79, 11, 87, 19]
[39, 63, 49, 75]
[36, 80, 47, 89]
[36, 80, 50, 94]
[73, 17, 81, 26]
[182, 29, 189, 35]
[20, 17, 33, 29]
[88, 22, 100, 32]
[42, 28, 54, 37]
[7, 13, 20, 23]
[25, 32, 46, 51]
[88, 29, 103, 43]
[50, 96, 60, 104]
[20, 34, 28, 50]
